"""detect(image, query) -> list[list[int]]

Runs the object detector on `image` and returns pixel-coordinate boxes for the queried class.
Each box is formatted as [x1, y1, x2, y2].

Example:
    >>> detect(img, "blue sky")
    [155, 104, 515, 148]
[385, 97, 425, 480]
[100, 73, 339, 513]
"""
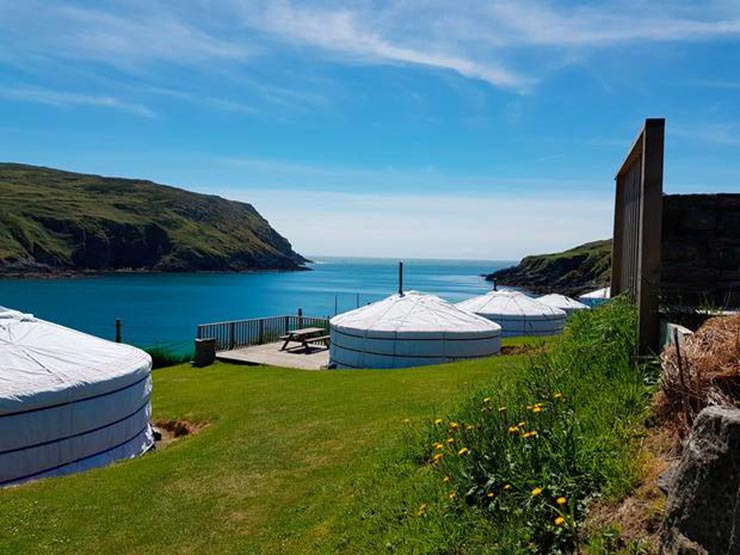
[1, 1, 739, 260]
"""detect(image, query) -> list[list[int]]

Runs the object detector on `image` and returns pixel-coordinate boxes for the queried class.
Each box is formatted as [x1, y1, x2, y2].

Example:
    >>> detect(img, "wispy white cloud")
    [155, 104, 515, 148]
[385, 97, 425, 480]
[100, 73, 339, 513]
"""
[0, 85, 157, 118]
[672, 122, 740, 146]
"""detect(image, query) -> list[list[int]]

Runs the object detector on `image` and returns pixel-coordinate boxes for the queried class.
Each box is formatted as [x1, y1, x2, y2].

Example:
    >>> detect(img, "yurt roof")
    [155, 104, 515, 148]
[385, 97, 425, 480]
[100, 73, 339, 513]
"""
[330, 291, 501, 335]
[455, 290, 566, 317]
[0, 307, 151, 413]
[537, 294, 589, 311]
[578, 286, 611, 299]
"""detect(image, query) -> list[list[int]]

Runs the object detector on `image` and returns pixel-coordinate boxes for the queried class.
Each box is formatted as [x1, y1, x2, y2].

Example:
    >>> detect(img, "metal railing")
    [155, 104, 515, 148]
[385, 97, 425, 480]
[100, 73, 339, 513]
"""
[196, 314, 330, 352]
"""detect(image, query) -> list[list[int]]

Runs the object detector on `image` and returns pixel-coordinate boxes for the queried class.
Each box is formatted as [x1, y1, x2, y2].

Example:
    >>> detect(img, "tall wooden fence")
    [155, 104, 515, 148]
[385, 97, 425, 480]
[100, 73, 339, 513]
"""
[197, 315, 330, 352]
[611, 118, 665, 355]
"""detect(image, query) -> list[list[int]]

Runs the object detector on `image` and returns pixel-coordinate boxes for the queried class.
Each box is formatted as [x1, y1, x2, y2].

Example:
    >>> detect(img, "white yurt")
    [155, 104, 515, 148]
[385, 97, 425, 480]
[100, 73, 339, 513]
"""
[0, 307, 154, 486]
[578, 286, 611, 307]
[455, 291, 567, 337]
[329, 291, 502, 369]
[537, 294, 590, 316]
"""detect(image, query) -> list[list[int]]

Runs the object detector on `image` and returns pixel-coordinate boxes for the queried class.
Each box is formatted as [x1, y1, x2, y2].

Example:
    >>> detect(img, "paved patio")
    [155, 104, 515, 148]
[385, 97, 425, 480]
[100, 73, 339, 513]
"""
[216, 341, 330, 370]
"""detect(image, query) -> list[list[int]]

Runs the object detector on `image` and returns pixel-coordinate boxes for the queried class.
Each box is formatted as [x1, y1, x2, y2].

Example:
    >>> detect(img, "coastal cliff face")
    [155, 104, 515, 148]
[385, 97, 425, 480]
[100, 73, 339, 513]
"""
[0, 163, 307, 275]
[487, 239, 612, 296]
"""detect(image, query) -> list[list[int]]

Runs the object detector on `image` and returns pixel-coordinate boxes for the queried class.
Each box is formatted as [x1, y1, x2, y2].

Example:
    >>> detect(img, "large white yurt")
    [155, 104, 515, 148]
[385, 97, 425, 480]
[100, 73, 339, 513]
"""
[537, 294, 590, 316]
[578, 286, 611, 307]
[329, 291, 502, 369]
[455, 291, 567, 337]
[0, 307, 154, 486]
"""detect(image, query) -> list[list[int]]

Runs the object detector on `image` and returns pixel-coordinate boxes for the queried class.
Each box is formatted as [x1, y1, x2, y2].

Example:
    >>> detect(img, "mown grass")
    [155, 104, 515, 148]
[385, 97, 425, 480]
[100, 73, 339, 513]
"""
[0, 354, 527, 555]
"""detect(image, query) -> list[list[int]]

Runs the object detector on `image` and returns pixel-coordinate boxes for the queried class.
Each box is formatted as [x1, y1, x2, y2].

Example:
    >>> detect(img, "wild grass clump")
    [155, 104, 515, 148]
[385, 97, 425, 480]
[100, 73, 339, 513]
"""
[415, 299, 651, 554]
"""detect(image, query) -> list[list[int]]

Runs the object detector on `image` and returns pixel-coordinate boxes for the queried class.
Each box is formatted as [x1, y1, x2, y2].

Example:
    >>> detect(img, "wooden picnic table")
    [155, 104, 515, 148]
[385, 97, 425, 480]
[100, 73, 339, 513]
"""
[280, 327, 330, 351]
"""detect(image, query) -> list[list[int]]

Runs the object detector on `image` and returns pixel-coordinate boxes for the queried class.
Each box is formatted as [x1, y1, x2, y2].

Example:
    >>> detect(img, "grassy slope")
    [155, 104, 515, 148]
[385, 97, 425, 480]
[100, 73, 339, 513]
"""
[489, 239, 612, 297]
[0, 163, 305, 273]
[0, 356, 525, 555]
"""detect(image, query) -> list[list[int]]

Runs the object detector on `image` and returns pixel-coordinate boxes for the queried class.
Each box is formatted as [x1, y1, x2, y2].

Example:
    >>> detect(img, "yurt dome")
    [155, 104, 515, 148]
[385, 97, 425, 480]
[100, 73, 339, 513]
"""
[329, 291, 502, 369]
[537, 294, 590, 316]
[0, 307, 154, 486]
[578, 286, 611, 307]
[455, 291, 566, 337]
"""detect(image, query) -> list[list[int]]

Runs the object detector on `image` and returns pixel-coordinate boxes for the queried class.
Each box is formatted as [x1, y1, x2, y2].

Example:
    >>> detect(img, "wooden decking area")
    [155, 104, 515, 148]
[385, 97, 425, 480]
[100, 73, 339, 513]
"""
[217, 341, 330, 370]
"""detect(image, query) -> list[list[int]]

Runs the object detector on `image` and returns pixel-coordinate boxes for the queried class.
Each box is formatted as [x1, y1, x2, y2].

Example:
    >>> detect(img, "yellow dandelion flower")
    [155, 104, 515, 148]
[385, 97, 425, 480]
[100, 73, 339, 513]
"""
[483, 397, 492, 403]
[531, 487, 543, 497]
[433, 442, 444, 450]
[532, 406, 543, 414]
[503, 484, 512, 491]
[402, 418, 410, 424]
[508, 425, 520, 434]
[522, 431, 538, 439]
[434, 418, 443, 426]
[457, 447, 469, 456]
[448, 421, 460, 430]
[498, 406, 507, 412]
[554, 516, 565, 526]
[431, 453, 444, 463]
[486, 492, 495, 498]
[442, 475, 450, 484]
[553, 392, 563, 399]
[517, 421, 526, 428]
[556, 496, 567, 506]
[417, 503, 427, 516]
[446, 437, 455, 444]
[465, 424, 474, 431]
[448, 491, 457, 500]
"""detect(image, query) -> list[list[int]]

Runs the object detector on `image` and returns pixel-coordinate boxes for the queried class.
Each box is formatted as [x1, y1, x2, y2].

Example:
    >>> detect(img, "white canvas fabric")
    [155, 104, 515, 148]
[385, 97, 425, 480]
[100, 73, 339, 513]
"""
[537, 294, 590, 316]
[455, 291, 566, 337]
[329, 291, 501, 369]
[578, 287, 611, 307]
[0, 307, 154, 486]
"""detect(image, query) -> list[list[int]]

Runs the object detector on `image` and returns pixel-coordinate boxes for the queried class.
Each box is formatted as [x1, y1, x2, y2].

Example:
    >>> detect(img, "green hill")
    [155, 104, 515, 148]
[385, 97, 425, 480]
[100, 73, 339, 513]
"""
[0, 163, 306, 275]
[487, 239, 612, 296]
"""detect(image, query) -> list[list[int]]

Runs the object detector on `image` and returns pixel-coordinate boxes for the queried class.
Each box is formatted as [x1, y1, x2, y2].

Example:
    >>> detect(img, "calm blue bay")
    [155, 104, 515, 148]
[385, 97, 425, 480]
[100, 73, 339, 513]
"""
[0, 257, 515, 351]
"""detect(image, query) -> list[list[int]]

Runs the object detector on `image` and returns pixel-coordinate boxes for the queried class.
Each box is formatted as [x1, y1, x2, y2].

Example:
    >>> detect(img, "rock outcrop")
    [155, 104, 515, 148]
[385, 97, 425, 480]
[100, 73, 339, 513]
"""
[662, 406, 740, 555]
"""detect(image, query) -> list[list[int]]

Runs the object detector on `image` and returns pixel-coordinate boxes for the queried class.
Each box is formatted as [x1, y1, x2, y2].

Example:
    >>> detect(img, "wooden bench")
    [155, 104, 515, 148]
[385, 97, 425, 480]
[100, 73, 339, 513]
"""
[305, 334, 330, 347]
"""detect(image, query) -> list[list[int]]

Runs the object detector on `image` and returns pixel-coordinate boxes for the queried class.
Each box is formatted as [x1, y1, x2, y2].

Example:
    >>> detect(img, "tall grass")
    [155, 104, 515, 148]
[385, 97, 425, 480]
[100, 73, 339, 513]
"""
[373, 298, 653, 554]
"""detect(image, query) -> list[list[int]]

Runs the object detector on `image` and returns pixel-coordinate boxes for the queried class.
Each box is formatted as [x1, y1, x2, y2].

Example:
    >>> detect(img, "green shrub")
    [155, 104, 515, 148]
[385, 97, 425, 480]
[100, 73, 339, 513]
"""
[145, 345, 193, 369]
[415, 298, 651, 554]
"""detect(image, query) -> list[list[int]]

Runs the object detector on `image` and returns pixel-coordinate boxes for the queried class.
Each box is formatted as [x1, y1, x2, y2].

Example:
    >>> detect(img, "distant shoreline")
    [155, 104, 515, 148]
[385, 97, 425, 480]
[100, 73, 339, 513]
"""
[0, 265, 312, 280]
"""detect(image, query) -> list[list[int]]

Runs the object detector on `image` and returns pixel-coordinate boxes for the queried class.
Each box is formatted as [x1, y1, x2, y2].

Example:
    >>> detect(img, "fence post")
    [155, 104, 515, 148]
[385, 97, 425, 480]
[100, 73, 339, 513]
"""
[258, 319, 264, 344]
[115, 319, 122, 343]
[284, 315, 289, 336]
[637, 118, 664, 356]
[298, 307, 303, 328]
[229, 321, 236, 350]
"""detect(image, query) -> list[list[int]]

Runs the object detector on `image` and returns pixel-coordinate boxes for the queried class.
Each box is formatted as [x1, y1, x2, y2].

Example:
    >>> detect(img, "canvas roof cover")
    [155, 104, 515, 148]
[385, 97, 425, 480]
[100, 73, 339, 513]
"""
[537, 294, 589, 311]
[579, 287, 611, 300]
[0, 307, 151, 413]
[330, 291, 502, 338]
[456, 291, 566, 319]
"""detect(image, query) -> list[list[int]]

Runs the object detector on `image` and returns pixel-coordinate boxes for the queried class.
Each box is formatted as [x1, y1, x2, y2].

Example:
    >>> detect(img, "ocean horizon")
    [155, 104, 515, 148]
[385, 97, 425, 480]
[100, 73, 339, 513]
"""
[0, 256, 517, 351]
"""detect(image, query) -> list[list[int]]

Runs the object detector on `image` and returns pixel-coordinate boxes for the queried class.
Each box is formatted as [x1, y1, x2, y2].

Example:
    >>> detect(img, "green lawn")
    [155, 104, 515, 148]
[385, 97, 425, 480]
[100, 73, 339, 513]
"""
[0, 355, 524, 555]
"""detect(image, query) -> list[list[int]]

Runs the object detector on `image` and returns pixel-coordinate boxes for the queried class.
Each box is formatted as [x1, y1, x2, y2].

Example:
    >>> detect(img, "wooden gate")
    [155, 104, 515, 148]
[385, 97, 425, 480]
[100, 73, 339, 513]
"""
[611, 118, 665, 355]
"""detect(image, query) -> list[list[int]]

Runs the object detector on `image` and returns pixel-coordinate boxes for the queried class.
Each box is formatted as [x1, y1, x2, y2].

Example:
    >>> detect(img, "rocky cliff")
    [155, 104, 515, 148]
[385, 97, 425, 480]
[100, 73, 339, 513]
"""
[0, 163, 307, 276]
[487, 239, 612, 296]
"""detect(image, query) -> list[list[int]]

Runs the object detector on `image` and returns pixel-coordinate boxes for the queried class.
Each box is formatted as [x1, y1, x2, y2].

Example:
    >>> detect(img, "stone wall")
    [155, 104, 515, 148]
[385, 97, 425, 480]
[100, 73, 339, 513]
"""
[661, 194, 740, 307]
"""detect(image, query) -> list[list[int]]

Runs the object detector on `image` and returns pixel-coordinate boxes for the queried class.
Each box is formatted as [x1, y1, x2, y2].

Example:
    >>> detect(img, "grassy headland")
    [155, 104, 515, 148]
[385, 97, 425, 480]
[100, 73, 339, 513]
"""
[488, 239, 612, 296]
[0, 163, 306, 276]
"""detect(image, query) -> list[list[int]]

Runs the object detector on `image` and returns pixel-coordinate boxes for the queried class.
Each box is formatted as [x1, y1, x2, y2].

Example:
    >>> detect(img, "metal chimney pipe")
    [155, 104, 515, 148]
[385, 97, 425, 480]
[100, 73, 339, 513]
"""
[398, 261, 404, 296]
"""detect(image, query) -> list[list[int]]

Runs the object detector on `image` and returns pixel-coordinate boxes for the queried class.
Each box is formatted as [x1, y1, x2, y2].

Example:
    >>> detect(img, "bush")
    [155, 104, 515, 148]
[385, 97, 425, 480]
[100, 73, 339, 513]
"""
[415, 299, 652, 554]
[145, 345, 193, 369]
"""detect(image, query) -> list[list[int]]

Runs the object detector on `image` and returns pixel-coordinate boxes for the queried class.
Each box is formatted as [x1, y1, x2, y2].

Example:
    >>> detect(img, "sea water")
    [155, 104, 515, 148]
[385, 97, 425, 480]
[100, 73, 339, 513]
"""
[0, 257, 514, 350]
